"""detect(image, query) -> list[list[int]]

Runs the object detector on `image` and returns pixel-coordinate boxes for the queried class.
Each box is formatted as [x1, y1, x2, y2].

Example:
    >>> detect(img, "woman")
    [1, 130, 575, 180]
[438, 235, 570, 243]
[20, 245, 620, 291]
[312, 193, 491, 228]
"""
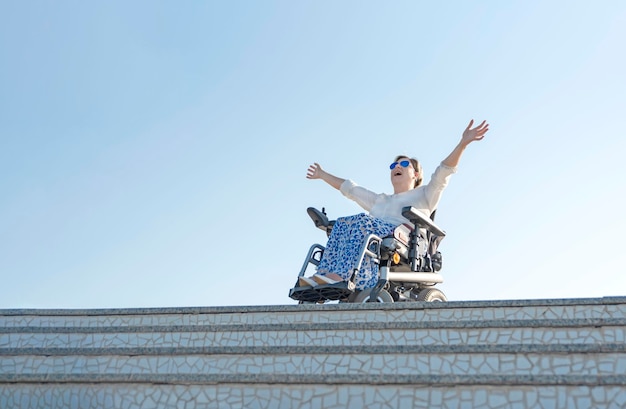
[302, 119, 489, 290]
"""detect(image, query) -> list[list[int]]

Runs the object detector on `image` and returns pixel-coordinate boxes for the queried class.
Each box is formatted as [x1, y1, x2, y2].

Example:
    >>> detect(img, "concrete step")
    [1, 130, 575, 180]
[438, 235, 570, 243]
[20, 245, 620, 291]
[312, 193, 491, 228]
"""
[2, 297, 624, 328]
[1, 317, 624, 349]
[0, 297, 625, 409]
[1, 344, 625, 380]
[3, 383, 626, 409]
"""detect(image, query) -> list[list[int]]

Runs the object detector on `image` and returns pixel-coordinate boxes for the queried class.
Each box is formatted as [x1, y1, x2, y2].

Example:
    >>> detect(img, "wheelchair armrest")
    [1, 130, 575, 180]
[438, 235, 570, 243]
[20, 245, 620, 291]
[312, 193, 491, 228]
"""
[401, 206, 446, 237]
[307, 207, 331, 232]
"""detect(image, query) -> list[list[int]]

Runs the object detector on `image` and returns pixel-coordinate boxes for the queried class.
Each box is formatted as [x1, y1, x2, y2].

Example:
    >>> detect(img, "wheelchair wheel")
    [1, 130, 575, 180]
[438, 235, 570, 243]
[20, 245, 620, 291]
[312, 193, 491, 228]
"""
[415, 288, 447, 302]
[353, 289, 394, 303]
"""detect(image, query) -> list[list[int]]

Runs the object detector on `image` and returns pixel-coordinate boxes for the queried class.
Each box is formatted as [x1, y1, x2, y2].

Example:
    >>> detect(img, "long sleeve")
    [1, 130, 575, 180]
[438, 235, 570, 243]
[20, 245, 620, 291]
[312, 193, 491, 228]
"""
[340, 180, 381, 212]
[422, 162, 457, 211]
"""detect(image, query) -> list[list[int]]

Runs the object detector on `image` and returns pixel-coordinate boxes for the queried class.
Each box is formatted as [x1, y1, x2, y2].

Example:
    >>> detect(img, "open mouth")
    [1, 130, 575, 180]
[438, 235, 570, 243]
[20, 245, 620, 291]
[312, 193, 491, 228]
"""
[393, 170, 403, 177]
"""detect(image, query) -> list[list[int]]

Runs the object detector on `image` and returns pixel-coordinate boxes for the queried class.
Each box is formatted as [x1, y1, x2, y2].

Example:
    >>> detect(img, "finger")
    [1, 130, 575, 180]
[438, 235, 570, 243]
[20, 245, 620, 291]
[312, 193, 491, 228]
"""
[466, 119, 474, 130]
[306, 164, 319, 178]
[473, 124, 489, 133]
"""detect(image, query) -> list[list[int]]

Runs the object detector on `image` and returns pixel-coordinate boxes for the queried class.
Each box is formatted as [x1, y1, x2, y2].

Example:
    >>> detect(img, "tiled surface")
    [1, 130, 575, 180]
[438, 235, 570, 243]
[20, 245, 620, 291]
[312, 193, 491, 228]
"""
[1, 324, 624, 349]
[1, 384, 625, 409]
[1, 297, 624, 408]
[1, 299, 625, 328]
[1, 351, 625, 377]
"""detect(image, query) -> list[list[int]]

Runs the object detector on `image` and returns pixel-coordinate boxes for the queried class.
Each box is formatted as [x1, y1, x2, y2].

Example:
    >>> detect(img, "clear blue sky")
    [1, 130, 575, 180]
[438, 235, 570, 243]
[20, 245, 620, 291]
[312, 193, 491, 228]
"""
[1, 1, 625, 309]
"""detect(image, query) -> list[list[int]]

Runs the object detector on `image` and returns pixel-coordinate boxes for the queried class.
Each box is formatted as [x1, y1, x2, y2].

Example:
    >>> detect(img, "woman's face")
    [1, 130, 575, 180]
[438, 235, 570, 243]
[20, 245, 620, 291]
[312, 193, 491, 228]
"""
[390, 157, 418, 193]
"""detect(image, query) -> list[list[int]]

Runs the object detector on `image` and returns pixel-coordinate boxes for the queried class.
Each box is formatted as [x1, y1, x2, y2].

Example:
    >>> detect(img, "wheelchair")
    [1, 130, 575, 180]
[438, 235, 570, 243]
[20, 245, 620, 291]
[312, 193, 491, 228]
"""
[289, 206, 448, 303]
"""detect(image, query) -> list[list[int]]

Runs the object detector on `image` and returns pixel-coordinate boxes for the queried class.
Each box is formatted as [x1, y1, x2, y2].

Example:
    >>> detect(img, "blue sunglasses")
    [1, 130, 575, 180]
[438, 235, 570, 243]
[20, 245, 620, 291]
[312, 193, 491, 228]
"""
[389, 160, 411, 170]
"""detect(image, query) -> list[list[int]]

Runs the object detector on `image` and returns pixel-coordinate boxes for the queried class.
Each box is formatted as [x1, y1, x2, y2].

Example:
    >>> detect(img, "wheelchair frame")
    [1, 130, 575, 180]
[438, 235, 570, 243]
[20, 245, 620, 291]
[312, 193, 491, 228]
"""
[289, 206, 448, 303]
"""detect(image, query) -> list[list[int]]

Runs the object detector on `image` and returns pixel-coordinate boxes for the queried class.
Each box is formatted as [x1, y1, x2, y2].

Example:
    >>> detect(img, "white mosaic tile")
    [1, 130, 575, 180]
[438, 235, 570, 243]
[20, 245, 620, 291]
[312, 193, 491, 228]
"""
[1, 385, 625, 409]
[2, 352, 624, 377]
[1, 298, 624, 408]
[2, 300, 624, 329]
[2, 324, 624, 349]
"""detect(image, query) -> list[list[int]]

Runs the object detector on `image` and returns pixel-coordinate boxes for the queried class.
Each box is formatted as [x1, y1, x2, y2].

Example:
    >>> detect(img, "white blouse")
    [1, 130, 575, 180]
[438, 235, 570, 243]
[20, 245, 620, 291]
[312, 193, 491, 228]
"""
[339, 162, 457, 226]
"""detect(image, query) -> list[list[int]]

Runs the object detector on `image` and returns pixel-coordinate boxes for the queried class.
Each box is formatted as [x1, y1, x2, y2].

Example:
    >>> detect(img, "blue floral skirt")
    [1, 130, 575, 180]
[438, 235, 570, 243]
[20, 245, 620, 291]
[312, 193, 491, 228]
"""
[316, 213, 396, 290]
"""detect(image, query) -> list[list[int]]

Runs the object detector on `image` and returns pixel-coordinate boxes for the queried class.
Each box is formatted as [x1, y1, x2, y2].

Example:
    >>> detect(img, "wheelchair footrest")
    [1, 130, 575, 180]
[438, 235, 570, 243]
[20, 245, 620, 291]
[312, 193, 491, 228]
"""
[289, 281, 356, 303]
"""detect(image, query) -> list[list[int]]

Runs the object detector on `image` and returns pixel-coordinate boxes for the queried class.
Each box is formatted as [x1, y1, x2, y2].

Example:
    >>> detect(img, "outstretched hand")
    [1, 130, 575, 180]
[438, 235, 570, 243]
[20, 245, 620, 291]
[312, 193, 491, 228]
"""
[306, 163, 323, 179]
[461, 119, 489, 146]
[306, 162, 345, 190]
[441, 119, 490, 168]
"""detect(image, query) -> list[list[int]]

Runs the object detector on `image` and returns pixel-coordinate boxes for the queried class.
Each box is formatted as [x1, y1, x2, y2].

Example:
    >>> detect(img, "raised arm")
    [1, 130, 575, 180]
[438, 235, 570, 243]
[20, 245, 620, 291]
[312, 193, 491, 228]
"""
[442, 119, 489, 168]
[306, 163, 345, 190]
